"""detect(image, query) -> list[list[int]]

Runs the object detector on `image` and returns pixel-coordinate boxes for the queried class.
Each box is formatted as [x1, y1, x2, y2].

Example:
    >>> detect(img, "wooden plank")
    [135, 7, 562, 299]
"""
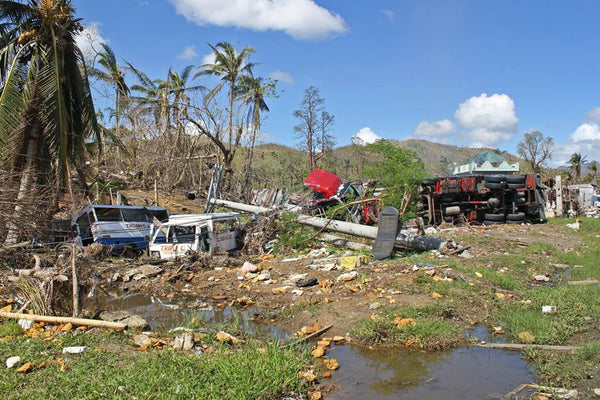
[478, 343, 580, 351]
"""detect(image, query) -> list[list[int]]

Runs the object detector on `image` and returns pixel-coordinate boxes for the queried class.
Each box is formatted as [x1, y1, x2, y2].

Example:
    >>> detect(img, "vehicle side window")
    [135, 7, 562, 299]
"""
[95, 208, 122, 222]
[173, 225, 195, 243]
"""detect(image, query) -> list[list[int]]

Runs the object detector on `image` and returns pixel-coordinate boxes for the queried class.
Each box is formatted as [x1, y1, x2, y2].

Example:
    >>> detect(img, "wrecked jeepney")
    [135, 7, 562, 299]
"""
[149, 213, 242, 259]
[302, 169, 379, 225]
[70, 205, 169, 251]
[418, 174, 546, 225]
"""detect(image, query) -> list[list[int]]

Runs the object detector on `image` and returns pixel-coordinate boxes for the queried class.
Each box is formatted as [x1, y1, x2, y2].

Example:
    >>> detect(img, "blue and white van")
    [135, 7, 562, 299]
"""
[71, 205, 168, 250]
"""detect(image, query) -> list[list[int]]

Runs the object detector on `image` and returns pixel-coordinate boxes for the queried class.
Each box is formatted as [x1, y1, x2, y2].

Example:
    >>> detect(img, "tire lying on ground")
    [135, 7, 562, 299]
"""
[506, 212, 525, 224]
[484, 182, 506, 190]
[507, 183, 526, 189]
[485, 175, 506, 183]
[484, 213, 505, 221]
[507, 212, 525, 221]
[483, 220, 504, 225]
[506, 175, 526, 184]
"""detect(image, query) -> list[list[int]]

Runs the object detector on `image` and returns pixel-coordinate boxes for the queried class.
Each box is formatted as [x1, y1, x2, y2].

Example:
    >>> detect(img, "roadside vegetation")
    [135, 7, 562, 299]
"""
[0, 321, 311, 400]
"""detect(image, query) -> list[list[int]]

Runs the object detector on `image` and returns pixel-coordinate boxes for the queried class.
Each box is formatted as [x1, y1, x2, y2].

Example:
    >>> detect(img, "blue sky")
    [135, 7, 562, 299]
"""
[73, 0, 600, 167]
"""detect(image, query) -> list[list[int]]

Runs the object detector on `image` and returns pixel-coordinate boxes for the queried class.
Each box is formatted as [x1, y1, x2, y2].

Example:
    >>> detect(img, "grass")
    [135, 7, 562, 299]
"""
[525, 342, 600, 388]
[0, 323, 311, 400]
[349, 303, 460, 350]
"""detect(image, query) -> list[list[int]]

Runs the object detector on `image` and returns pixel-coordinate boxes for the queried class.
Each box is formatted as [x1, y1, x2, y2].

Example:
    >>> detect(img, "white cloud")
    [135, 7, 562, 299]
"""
[572, 123, 600, 142]
[75, 22, 108, 66]
[202, 52, 216, 65]
[170, 0, 348, 40]
[178, 45, 197, 60]
[412, 119, 455, 140]
[454, 93, 518, 147]
[269, 70, 294, 84]
[381, 9, 394, 21]
[585, 106, 600, 122]
[352, 127, 381, 146]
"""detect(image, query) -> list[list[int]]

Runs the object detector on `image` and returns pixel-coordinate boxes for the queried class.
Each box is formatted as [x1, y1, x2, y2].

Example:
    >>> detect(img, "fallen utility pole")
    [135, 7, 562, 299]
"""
[210, 199, 449, 252]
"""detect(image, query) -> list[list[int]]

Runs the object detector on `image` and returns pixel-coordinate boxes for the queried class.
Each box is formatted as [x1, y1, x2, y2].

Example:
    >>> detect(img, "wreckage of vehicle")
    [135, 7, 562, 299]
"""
[418, 174, 547, 226]
[149, 213, 242, 260]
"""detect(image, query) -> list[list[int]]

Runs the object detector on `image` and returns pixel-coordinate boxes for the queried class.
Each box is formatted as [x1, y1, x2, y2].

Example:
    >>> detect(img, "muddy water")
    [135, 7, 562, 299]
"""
[91, 294, 535, 400]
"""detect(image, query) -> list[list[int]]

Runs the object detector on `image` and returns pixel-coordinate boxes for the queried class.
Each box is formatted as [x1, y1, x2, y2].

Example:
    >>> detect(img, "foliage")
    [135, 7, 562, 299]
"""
[362, 140, 427, 213]
[517, 130, 554, 174]
[569, 152, 587, 182]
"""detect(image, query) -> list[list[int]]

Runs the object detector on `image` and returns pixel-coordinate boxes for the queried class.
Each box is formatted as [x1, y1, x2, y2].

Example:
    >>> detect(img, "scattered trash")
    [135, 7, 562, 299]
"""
[171, 331, 195, 351]
[369, 301, 381, 310]
[337, 271, 358, 282]
[133, 334, 152, 347]
[240, 261, 258, 273]
[542, 305, 557, 314]
[6, 356, 20, 369]
[296, 278, 318, 288]
[62, 346, 88, 354]
[533, 275, 550, 282]
[17, 319, 32, 330]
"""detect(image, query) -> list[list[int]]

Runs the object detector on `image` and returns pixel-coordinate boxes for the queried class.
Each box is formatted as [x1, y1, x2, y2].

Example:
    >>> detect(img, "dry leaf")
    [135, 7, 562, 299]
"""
[311, 346, 326, 358]
[518, 331, 535, 343]
[393, 317, 416, 328]
[475, 272, 483, 278]
[16, 362, 33, 373]
[345, 284, 360, 293]
[332, 336, 345, 343]
[299, 370, 317, 382]
[323, 358, 339, 370]
[322, 371, 331, 379]
[301, 325, 315, 334]
[310, 391, 323, 400]
[431, 292, 444, 299]
[0, 305, 12, 312]
[61, 323, 73, 332]
[317, 339, 332, 347]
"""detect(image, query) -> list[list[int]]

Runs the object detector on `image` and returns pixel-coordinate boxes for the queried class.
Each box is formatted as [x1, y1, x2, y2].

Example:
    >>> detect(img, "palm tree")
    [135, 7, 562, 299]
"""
[590, 161, 598, 180]
[90, 43, 129, 158]
[569, 152, 587, 182]
[235, 75, 273, 199]
[0, 0, 99, 243]
[126, 61, 171, 133]
[198, 42, 255, 165]
[165, 65, 204, 143]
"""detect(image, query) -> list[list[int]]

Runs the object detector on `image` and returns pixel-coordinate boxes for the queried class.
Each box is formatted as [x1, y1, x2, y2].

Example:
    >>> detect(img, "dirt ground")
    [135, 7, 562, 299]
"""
[0, 221, 582, 340]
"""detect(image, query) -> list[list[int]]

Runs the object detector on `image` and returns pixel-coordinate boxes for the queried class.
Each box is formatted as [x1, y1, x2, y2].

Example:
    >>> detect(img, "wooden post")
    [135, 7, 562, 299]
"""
[71, 245, 80, 317]
[154, 178, 159, 206]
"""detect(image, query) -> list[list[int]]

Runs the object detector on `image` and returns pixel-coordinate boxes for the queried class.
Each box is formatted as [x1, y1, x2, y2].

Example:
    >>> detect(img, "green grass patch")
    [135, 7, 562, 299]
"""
[350, 304, 460, 350]
[0, 324, 310, 400]
[525, 342, 600, 388]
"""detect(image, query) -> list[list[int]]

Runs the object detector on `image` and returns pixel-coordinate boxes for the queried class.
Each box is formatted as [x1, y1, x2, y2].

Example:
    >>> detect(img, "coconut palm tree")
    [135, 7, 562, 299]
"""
[165, 65, 204, 143]
[89, 43, 129, 157]
[126, 61, 171, 134]
[0, 0, 99, 243]
[235, 75, 274, 199]
[569, 152, 587, 182]
[197, 42, 255, 164]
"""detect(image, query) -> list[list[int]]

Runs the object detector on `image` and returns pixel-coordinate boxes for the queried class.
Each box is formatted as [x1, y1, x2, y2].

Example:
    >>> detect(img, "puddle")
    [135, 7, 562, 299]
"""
[86, 292, 289, 338]
[87, 293, 535, 399]
[325, 346, 533, 400]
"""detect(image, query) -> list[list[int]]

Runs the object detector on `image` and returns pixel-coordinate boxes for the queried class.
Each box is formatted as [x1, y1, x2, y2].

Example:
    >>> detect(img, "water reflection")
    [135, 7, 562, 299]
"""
[326, 345, 534, 400]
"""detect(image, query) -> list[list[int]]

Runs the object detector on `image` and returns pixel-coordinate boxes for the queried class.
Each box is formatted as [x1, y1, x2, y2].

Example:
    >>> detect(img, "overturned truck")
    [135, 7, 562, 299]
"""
[418, 174, 546, 225]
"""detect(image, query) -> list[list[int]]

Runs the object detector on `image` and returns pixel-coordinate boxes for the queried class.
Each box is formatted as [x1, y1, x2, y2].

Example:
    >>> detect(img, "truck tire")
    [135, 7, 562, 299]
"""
[507, 183, 526, 189]
[484, 213, 505, 221]
[507, 212, 525, 221]
[506, 175, 526, 184]
[485, 175, 506, 183]
[484, 182, 505, 190]
[483, 220, 504, 225]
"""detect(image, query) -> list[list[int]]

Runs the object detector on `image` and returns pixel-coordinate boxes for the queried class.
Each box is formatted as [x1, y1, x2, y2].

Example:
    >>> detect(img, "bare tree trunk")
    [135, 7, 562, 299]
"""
[5, 127, 39, 245]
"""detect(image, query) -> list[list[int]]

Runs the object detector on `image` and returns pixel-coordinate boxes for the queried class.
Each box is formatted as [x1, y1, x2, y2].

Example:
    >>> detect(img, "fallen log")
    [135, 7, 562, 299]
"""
[478, 343, 580, 351]
[0, 311, 125, 330]
[502, 383, 578, 400]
